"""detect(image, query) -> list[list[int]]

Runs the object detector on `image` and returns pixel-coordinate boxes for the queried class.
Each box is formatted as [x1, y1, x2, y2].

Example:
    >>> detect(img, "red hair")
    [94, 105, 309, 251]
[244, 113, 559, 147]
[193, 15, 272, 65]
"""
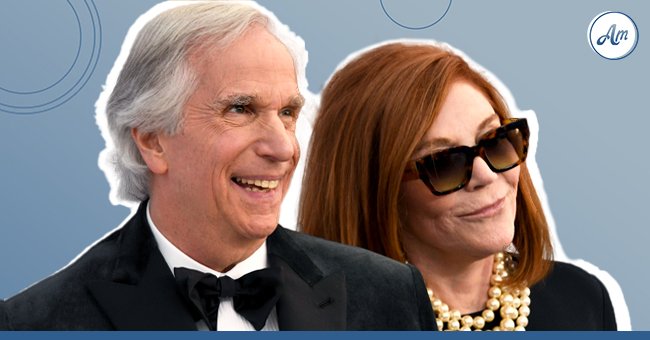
[299, 43, 553, 286]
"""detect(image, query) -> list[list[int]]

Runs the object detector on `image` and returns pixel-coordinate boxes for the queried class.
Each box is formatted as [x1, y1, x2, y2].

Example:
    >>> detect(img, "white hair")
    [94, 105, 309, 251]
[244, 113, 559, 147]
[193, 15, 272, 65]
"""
[95, 0, 309, 205]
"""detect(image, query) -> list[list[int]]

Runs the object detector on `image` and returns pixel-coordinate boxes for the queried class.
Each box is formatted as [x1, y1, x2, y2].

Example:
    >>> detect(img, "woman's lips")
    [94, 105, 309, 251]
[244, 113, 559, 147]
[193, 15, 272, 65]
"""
[458, 197, 505, 218]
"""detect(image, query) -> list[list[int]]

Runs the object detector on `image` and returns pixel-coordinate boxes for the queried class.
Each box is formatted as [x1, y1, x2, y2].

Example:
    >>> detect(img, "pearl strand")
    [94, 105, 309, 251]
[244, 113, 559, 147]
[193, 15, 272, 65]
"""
[427, 252, 531, 331]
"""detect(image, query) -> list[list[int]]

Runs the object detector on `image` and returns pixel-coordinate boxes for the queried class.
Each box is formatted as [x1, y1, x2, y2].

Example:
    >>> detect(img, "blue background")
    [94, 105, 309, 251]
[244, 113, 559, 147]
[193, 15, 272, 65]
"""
[1, 0, 648, 329]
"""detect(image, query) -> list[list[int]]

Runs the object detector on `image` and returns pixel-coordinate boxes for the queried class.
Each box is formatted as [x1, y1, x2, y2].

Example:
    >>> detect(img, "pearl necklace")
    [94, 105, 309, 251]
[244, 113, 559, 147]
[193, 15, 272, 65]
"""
[427, 252, 531, 331]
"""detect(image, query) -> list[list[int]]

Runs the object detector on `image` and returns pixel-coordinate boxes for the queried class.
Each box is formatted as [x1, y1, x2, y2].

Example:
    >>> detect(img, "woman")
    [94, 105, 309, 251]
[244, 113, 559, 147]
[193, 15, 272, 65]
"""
[299, 42, 616, 330]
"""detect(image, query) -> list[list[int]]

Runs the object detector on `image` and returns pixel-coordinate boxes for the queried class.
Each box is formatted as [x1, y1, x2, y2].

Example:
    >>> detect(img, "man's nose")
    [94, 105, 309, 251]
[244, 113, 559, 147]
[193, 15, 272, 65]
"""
[255, 114, 296, 162]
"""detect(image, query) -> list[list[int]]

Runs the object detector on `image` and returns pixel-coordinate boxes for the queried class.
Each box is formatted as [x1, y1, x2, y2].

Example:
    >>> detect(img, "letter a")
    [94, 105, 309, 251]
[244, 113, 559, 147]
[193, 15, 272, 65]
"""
[597, 24, 616, 45]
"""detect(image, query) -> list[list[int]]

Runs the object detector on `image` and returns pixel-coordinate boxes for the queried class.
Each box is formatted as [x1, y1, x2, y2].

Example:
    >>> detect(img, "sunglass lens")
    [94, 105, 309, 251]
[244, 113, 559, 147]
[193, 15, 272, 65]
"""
[484, 129, 525, 170]
[422, 150, 470, 193]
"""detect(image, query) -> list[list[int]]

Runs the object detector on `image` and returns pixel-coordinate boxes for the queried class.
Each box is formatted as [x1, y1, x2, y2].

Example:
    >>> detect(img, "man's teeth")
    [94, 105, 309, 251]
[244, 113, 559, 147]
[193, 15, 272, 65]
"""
[235, 177, 280, 190]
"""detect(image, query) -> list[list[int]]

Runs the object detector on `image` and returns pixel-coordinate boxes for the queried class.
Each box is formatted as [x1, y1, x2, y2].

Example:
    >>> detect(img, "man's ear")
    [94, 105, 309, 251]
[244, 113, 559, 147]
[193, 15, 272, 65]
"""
[131, 128, 168, 174]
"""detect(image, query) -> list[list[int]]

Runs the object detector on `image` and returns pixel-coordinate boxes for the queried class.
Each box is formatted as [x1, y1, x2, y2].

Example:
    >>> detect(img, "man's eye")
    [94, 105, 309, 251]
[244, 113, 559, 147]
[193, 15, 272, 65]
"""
[281, 108, 300, 119]
[228, 105, 247, 114]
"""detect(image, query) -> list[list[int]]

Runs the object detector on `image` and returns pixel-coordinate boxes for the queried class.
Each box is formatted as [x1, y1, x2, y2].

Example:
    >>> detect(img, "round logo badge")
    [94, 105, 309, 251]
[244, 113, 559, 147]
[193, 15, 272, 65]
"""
[588, 11, 638, 60]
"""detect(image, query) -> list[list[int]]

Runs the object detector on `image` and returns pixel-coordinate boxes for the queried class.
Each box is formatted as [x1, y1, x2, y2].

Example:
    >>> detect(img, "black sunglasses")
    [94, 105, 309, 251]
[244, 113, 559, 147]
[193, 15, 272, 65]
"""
[403, 118, 529, 196]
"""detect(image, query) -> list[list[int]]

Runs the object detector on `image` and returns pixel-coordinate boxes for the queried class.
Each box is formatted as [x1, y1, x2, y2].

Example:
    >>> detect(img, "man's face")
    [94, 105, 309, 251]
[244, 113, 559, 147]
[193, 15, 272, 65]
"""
[158, 24, 303, 243]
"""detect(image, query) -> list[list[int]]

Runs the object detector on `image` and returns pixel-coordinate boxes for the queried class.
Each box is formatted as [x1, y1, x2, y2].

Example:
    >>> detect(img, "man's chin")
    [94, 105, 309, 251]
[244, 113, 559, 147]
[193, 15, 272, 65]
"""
[240, 218, 280, 240]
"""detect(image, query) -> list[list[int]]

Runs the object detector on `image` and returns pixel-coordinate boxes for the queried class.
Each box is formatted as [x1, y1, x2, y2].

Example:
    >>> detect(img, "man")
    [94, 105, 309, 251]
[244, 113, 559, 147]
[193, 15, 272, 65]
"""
[3, 1, 434, 330]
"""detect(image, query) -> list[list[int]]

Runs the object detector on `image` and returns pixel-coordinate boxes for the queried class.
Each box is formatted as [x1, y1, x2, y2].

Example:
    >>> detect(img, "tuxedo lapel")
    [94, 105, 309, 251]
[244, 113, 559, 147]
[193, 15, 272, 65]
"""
[268, 227, 347, 330]
[87, 205, 347, 330]
[88, 251, 196, 330]
[87, 202, 196, 330]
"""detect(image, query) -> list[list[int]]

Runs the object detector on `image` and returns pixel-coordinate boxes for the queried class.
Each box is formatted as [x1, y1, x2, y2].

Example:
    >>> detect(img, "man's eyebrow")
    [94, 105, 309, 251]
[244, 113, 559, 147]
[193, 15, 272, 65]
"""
[212, 93, 305, 109]
[289, 94, 305, 107]
[213, 94, 257, 108]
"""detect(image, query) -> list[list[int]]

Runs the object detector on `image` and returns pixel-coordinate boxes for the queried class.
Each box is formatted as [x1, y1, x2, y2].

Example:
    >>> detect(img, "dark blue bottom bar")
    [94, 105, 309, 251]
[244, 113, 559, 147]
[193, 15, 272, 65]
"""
[0, 331, 639, 340]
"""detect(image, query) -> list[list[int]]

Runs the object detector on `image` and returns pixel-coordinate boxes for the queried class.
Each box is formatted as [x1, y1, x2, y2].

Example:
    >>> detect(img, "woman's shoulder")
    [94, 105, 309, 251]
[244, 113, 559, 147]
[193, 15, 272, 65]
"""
[538, 261, 605, 291]
[526, 260, 617, 330]
[530, 260, 608, 310]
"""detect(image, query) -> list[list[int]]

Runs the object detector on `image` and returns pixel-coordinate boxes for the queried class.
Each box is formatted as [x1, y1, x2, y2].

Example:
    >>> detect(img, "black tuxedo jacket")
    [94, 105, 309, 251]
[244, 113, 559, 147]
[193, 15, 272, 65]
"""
[4, 202, 435, 330]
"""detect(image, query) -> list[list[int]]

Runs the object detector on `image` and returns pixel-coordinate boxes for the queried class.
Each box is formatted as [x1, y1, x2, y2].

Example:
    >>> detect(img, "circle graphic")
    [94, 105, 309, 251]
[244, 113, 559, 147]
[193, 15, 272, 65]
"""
[380, 0, 452, 30]
[588, 11, 638, 60]
[0, 0, 102, 114]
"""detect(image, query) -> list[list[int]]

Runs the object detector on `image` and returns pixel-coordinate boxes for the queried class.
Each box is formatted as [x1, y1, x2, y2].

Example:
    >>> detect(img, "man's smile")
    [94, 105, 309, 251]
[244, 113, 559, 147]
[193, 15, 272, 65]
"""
[232, 177, 281, 192]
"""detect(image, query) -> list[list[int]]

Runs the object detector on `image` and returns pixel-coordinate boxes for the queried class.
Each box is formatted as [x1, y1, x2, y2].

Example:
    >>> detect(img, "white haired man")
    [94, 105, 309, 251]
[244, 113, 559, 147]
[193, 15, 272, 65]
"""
[3, 1, 435, 330]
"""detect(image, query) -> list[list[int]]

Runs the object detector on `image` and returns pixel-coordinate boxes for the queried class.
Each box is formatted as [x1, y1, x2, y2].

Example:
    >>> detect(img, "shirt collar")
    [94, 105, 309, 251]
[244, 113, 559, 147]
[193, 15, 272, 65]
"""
[146, 202, 268, 279]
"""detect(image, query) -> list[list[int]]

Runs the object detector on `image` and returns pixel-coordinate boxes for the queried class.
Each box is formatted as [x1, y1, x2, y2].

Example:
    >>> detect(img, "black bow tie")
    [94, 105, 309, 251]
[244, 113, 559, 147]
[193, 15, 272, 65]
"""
[174, 267, 282, 331]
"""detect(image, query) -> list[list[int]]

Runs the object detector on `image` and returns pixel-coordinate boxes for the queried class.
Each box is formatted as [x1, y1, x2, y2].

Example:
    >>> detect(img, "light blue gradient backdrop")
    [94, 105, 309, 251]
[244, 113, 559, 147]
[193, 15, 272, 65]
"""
[1, 0, 647, 329]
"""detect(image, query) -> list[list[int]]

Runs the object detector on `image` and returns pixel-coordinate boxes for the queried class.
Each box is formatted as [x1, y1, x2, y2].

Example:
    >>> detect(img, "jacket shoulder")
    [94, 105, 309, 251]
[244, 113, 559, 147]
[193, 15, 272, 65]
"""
[280, 228, 410, 275]
[4, 227, 123, 330]
[536, 261, 611, 300]
[528, 261, 617, 330]
[276, 228, 435, 330]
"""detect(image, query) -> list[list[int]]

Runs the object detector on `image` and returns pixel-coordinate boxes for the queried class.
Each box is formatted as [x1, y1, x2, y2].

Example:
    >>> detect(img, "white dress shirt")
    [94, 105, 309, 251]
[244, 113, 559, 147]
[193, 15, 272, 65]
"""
[147, 203, 279, 331]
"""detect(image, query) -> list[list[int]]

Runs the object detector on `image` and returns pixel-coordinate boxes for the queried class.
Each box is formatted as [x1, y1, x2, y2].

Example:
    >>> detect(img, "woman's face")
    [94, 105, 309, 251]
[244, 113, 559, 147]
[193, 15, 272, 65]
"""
[399, 80, 520, 260]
